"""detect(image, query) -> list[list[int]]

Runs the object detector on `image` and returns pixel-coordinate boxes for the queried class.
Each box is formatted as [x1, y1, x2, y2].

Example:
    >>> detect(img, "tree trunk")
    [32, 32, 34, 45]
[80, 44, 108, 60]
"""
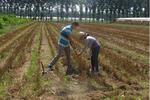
[96, 6, 100, 21]
[85, 6, 88, 22]
[79, 4, 83, 22]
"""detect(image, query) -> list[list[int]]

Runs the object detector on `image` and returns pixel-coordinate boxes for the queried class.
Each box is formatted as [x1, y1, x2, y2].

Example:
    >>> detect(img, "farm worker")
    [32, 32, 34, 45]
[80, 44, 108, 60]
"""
[78, 32, 100, 75]
[47, 22, 79, 75]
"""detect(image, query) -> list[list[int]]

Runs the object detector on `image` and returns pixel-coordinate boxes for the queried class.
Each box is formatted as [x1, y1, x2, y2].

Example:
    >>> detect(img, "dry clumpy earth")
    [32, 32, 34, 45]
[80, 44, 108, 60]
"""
[0, 22, 149, 100]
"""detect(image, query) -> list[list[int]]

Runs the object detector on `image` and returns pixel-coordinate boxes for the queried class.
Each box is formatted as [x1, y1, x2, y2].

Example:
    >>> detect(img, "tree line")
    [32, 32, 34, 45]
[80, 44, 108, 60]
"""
[0, 0, 149, 22]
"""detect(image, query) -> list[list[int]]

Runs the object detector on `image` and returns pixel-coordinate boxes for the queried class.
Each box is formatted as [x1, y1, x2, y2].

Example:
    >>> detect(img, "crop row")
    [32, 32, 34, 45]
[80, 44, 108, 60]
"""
[0, 22, 35, 46]
[0, 23, 40, 99]
[0, 24, 38, 78]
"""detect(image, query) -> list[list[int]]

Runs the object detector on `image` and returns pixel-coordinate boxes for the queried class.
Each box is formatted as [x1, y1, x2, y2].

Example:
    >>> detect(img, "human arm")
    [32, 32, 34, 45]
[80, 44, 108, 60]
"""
[78, 38, 89, 56]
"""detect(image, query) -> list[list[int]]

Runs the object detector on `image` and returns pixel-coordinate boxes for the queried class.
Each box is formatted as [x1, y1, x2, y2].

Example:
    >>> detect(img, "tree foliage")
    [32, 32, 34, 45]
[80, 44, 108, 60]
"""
[0, 0, 149, 21]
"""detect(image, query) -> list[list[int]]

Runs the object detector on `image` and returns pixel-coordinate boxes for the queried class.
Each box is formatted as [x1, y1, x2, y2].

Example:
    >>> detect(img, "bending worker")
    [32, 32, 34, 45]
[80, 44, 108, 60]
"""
[78, 32, 101, 75]
[47, 22, 79, 75]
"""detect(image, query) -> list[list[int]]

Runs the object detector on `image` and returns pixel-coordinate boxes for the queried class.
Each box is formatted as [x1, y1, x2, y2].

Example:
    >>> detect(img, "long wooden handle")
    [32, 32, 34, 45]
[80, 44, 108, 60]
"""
[40, 61, 45, 73]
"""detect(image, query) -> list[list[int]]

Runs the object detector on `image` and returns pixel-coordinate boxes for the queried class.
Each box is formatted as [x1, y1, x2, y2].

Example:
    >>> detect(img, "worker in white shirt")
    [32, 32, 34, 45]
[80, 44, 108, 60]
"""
[78, 32, 101, 75]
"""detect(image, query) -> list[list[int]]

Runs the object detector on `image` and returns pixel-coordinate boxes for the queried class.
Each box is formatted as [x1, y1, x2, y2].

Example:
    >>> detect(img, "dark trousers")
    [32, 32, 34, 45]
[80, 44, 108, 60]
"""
[91, 46, 100, 72]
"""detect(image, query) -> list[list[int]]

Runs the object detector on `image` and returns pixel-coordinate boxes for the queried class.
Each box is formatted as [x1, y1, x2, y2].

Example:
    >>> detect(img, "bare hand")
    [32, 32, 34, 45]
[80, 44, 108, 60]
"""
[77, 52, 82, 56]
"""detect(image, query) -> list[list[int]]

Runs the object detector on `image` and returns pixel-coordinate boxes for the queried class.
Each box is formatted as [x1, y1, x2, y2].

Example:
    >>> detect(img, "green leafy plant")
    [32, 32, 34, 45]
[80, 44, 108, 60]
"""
[0, 23, 3, 29]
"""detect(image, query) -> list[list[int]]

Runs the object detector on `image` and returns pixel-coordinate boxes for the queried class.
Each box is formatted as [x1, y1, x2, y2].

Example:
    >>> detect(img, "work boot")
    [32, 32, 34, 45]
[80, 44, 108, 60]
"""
[93, 71, 100, 76]
[89, 68, 95, 74]
[88, 68, 101, 76]
[95, 65, 103, 76]
[66, 67, 74, 75]
[47, 64, 54, 71]
[42, 71, 47, 75]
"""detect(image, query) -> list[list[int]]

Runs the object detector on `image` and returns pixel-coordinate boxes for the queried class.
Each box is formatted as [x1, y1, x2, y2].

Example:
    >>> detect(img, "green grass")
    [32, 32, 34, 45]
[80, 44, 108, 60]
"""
[0, 72, 13, 98]
[0, 14, 30, 26]
[0, 14, 31, 36]
[26, 50, 39, 80]
[0, 25, 13, 36]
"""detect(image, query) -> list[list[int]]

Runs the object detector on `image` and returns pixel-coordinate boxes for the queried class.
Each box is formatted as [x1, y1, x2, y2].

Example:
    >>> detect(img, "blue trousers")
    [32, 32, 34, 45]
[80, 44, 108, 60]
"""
[91, 46, 100, 72]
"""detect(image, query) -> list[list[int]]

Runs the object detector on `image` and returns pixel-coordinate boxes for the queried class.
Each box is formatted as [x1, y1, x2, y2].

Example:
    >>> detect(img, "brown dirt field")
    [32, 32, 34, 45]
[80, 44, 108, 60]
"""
[0, 22, 149, 100]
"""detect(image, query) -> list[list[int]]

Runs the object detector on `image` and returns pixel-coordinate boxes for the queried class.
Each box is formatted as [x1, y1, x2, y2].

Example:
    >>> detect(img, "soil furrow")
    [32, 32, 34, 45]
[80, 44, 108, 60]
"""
[0, 24, 38, 77]
[0, 23, 41, 99]
[81, 24, 149, 41]
[0, 22, 35, 46]
[83, 29, 149, 55]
